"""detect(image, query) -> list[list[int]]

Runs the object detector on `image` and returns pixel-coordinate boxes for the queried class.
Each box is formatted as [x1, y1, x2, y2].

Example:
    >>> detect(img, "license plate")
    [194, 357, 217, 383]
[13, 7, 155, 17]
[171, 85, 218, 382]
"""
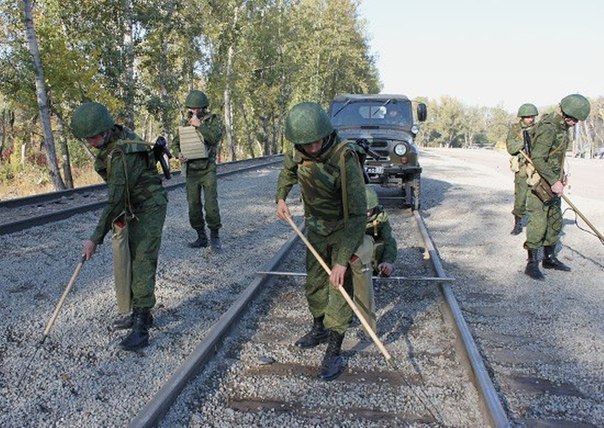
[365, 166, 384, 174]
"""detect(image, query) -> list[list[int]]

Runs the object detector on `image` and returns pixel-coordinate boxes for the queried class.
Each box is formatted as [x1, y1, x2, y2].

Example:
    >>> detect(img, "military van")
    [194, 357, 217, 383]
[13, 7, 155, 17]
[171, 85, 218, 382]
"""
[328, 94, 427, 210]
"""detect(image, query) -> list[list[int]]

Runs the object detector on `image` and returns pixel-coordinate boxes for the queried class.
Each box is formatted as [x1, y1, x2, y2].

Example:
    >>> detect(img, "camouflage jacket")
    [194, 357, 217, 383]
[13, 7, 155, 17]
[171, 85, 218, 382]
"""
[530, 112, 570, 185]
[91, 126, 168, 244]
[172, 113, 223, 167]
[506, 121, 535, 158]
[275, 136, 367, 266]
[366, 206, 397, 264]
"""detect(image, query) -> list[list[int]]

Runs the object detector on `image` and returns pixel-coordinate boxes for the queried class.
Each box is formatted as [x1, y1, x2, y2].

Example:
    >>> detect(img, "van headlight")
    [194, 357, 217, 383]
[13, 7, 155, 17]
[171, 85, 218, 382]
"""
[394, 144, 407, 156]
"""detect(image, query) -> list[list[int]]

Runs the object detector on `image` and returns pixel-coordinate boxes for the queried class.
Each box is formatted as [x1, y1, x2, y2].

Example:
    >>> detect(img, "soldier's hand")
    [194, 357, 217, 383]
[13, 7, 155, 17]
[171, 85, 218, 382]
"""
[330, 264, 347, 289]
[83, 240, 97, 261]
[189, 116, 201, 127]
[378, 262, 394, 277]
[276, 199, 291, 221]
[178, 153, 188, 164]
[551, 180, 565, 196]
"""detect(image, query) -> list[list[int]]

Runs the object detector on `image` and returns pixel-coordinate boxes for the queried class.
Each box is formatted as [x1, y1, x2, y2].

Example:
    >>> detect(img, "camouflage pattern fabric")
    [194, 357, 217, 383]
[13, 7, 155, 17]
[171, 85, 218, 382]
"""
[524, 112, 568, 250]
[173, 114, 223, 232]
[185, 162, 221, 231]
[91, 126, 168, 310]
[506, 121, 535, 218]
[351, 235, 376, 334]
[276, 137, 367, 333]
[366, 206, 397, 271]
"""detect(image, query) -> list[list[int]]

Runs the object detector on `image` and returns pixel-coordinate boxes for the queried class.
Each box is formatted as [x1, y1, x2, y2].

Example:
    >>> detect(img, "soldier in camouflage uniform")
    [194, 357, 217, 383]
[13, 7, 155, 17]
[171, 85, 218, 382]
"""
[506, 103, 538, 235]
[172, 90, 223, 250]
[365, 187, 397, 277]
[71, 102, 168, 351]
[276, 102, 367, 381]
[523, 94, 590, 280]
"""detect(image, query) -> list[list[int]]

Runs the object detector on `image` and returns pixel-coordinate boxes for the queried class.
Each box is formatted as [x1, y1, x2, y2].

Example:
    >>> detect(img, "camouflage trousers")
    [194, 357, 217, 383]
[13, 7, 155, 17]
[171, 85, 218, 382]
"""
[512, 168, 529, 218]
[185, 162, 222, 231]
[524, 191, 562, 250]
[126, 204, 166, 310]
[305, 229, 354, 334]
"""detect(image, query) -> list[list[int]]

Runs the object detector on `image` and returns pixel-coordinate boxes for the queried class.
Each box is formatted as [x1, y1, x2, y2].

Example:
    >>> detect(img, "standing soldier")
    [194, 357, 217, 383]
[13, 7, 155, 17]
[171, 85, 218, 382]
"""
[524, 94, 590, 280]
[506, 103, 539, 235]
[365, 187, 397, 277]
[275, 102, 367, 381]
[71, 102, 168, 350]
[172, 90, 223, 250]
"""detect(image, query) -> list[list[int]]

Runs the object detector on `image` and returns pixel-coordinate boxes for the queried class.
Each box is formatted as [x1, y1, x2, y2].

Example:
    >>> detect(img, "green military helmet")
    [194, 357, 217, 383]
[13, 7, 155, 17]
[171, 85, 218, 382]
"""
[185, 90, 209, 109]
[517, 103, 538, 118]
[560, 94, 591, 121]
[284, 102, 333, 145]
[366, 187, 379, 210]
[71, 102, 114, 139]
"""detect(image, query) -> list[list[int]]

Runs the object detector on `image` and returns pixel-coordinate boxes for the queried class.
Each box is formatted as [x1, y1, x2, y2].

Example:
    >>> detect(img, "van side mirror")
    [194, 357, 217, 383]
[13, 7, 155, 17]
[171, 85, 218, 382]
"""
[417, 103, 427, 122]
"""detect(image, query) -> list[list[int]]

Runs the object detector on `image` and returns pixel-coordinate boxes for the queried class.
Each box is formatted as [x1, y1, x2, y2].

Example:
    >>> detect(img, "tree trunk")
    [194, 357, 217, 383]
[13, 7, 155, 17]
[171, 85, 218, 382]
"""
[238, 101, 255, 158]
[0, 107, 5, 165]
[159, 0, 176, 144]
[22, 0, 66, 190]
[270, 111, 277, 154]
[261, 115, 270, 156]
[224, 43, 236, 161]
[122, 0, 135, 129]
[55, 114, 74, 188]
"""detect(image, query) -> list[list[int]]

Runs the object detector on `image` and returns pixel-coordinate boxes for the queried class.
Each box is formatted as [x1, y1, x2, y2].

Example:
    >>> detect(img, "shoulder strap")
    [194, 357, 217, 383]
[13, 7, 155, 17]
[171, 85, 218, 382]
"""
[331, 143, 359, 225]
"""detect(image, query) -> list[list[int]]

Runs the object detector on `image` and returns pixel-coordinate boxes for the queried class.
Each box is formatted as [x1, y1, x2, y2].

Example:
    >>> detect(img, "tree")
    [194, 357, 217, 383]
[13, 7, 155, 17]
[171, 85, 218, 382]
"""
[22, 0, 65, 190]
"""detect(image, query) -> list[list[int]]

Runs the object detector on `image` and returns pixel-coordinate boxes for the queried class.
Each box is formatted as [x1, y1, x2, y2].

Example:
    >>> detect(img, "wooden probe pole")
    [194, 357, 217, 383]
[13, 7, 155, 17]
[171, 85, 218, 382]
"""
[41, 255, 86, 340]
[285, 216, 397, 369]
[16, 255, 86, 389]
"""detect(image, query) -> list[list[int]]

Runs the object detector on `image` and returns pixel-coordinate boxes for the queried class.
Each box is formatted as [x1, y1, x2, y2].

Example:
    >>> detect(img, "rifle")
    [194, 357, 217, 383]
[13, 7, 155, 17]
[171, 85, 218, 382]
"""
[522, 129, 531, 154]
[355, 138, 381, 184]
[153, 136, 172, 179]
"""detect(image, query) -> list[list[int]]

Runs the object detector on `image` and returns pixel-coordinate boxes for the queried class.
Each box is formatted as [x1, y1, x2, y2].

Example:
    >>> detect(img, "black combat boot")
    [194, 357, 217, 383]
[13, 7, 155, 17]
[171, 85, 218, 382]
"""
[524, 249, 545, 280]
[210, 229, 222, 251]
[111, 311, 153, 331]
[510, 215, 523, 235]
[119, 309, 151, 351]
[188, 229, 208, 248]
[542, 245, 571, 271]
[295, 316, 329, 348]
[319, 330, 345, 381]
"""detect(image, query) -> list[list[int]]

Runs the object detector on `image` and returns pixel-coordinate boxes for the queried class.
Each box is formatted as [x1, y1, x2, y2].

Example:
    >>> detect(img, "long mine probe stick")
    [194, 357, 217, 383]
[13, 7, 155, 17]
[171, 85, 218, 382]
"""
[42, 255, 86, 342]
[284, 215, 397, 370]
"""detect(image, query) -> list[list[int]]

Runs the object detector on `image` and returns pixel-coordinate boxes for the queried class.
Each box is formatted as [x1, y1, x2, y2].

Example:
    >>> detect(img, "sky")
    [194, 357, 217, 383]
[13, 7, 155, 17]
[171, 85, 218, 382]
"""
[358, 0, 603, 113]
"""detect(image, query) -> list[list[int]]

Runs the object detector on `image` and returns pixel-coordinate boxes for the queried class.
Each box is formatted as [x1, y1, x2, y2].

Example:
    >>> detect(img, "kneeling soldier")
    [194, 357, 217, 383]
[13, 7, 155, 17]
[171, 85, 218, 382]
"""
[276, 102, 367, 381]
[365, 187, 397, 277]
[71, 102, 168, 351]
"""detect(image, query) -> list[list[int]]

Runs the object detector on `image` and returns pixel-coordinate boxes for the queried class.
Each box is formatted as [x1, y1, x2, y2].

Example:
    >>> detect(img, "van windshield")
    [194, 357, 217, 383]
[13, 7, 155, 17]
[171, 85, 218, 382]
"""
[330, 99, 413, 128]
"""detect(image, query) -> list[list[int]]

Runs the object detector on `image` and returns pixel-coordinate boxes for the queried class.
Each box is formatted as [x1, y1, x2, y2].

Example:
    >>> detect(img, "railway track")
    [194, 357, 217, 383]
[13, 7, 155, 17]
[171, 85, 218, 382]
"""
[0, 155, 282, 235]
[1, 156, 509, 426]
[131, 198, 509, 427]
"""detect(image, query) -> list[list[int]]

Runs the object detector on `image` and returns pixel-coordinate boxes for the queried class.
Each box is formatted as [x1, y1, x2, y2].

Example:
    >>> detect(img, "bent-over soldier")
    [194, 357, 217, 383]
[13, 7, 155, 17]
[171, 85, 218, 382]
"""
[524, 94, 590, 280]
[276, 102, 367, 381]
[71, 102, 167, 351]
[172, 90, 223, 250]
[506, 103, 538, 235]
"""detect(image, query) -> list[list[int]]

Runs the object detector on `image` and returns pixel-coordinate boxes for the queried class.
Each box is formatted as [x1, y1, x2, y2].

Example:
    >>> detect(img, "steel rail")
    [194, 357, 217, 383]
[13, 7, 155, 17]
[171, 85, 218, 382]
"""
[413, 210, 510, 428]
[0, 154, 281, 209]
[129, 225, 301, 428]
[0, 157, 282, 236]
